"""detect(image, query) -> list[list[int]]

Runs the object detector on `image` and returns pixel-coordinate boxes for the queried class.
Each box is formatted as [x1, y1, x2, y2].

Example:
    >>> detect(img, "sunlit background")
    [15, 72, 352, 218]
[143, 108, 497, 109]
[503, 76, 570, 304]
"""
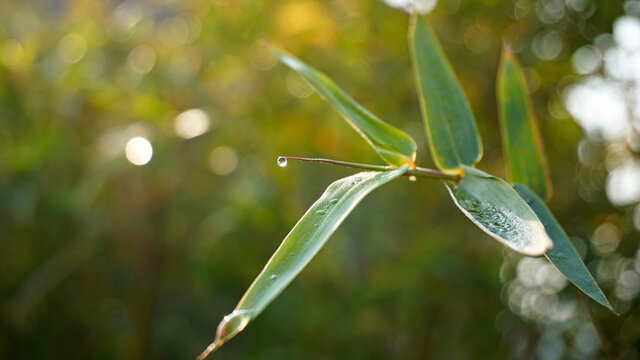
[1, 0, 639, 359]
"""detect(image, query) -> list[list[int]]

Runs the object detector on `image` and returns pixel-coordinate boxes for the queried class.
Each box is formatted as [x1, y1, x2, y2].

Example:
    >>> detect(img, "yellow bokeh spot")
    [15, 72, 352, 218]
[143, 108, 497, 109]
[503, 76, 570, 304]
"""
[274, 1, 336, 46]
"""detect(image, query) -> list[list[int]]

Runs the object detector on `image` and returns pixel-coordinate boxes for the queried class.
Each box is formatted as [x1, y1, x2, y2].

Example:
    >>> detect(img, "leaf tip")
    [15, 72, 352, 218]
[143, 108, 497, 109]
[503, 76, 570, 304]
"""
[522, 235, 553, 257]
[501, 43, 514, 57]
[600, 299, 618, 315]
[199, 309, 251, 357]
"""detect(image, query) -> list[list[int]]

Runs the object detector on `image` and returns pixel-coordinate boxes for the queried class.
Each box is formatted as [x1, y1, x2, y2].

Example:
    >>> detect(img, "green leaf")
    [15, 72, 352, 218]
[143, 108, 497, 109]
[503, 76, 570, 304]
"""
[271, 46, 417, 168]
[200, 166, 408, 355]
[497, 50, 552, 200]
[513, 184, 615, 312]
[446, 166, 552, 256]
[409, 14, 482, 174]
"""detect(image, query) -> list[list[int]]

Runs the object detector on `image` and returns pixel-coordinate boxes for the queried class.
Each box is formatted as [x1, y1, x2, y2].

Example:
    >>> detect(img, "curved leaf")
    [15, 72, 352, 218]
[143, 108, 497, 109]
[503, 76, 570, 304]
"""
[409, 14, 482, 174]
[513, 184, 614, 312]
[446, 166, 552, 256]
[498, 50, 552, 200]
[271, 47, 417, 168]
[199, 166, 408, 357]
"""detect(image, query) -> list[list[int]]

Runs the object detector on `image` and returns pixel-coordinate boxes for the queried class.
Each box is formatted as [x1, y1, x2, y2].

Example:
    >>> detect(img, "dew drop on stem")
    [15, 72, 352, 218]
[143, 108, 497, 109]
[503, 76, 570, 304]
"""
[277, 157, 287, 167]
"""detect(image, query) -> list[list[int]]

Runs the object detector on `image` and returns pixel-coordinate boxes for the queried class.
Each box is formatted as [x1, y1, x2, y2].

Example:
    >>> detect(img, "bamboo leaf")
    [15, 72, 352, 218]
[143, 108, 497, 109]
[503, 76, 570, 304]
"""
[498, 50, 552, 200]
[198, 166, 408, 357]
[513, 184, 615, 312]
[409, 14, 482, 174]
[446, 166, 552, 256]
[271, 47, 417, 168]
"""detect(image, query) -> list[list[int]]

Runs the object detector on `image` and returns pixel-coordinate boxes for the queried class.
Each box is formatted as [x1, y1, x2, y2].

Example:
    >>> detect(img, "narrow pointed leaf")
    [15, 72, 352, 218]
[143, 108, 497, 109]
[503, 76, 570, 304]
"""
[513, 184, 615, 312]
[446, 166, 552, 256]
[409, 14, 482, 174]
[271, 47, 417, 167]
[201, 166, 408, 355]
[498, 50, 552, 200]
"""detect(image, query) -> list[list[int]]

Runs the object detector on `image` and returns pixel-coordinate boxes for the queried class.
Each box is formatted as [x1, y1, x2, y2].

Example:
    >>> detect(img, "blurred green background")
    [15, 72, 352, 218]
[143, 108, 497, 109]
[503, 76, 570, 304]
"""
[1, 0, 640, 359]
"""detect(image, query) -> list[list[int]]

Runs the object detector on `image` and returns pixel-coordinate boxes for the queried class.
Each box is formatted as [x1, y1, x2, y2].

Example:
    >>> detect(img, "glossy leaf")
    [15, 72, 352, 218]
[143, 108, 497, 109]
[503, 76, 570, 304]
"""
[498, 50, 552, 200]
[513, 184, 615, 312]
[199, 166, 408, 356]
[409, 14, 482, 174]
[446, 166, 552, 256]
[271, 47, 417, 168]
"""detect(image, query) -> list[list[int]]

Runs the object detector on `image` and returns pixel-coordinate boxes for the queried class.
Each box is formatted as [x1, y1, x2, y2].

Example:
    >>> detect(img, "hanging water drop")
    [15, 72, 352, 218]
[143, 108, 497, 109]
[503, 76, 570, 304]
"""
[409, 175, 417, 182]
[277, 157, 288, 167]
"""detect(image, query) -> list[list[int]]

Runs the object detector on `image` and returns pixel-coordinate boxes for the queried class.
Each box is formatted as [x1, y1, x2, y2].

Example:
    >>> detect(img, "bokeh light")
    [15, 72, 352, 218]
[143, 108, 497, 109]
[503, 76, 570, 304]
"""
[127, 45, 156, 74]
[174, 109, 212, 139]
[285, 70, 314, 98]
[209, 146, 238, 175]
[125, 137, 153, 166]
[56, 33, 87, 65]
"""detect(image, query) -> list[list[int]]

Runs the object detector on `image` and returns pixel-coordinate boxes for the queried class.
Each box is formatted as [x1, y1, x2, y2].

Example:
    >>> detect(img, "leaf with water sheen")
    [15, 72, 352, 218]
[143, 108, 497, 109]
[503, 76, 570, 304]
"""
[446, 166, 552, 256]
[513, 184, 615, 312]
[409, 14, 482, 174]
[497, 50, 552, 200]
[198, 166, 408, 357]
[271, 47, 417, 168]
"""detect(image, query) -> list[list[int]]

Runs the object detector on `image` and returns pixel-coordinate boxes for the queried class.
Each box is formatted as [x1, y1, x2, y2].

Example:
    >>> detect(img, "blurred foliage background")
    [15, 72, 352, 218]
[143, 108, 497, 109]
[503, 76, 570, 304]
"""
[1, 0, 639, 359]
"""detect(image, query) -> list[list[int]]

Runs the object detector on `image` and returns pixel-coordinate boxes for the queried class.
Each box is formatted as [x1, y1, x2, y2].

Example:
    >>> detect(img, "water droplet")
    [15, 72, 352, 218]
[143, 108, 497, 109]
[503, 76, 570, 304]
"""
[328, 198, 339, 205]
[454, 192, 533, 248]
[277, 157, 287, 167]
[315, 210, 327, 215]
[313, 223, 319, 228]
[408, 175, 417, 182]
[349, 178, 362, 186]
[269, 274, 278, 280]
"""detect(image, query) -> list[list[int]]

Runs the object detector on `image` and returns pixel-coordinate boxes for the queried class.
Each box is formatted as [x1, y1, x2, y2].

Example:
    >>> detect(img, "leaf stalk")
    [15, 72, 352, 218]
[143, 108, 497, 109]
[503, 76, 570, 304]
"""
[282, 156, 460, 182]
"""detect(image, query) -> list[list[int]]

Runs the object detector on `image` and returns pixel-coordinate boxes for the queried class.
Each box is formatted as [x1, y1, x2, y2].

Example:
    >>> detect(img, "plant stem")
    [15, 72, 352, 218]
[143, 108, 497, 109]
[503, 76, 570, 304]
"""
[282, 156, 460, 182]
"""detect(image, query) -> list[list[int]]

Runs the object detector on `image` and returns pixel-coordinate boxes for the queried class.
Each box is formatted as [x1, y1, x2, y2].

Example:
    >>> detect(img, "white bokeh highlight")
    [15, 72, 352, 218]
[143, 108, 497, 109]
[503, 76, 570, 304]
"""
[174, 109, 211, 139]
[125, 137, 153, 166]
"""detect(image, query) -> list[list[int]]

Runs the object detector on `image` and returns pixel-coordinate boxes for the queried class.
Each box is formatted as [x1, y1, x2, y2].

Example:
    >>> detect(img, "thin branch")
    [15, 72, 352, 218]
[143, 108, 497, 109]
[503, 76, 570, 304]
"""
[280, 156, 461, 182]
